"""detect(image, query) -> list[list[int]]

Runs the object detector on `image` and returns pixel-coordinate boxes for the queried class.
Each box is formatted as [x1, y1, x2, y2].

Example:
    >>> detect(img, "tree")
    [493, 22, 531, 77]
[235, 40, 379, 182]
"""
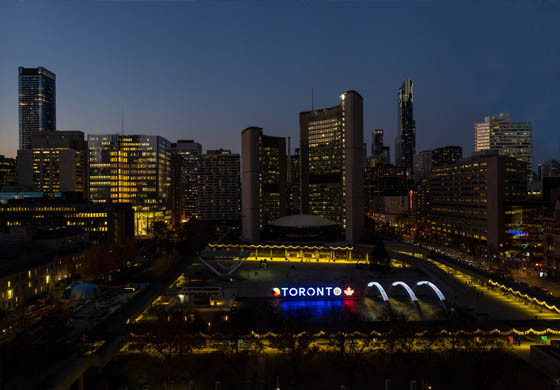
[79, 244, 118, 281]
[212, 335, 264, 387]
[177, 220, 218, 255]
[270, 332, 318, 388]
[370, 238, 390, 269]
[379, 321, 435, 387]
[128, 316, 205, 382]
[328, 332, 372, 389]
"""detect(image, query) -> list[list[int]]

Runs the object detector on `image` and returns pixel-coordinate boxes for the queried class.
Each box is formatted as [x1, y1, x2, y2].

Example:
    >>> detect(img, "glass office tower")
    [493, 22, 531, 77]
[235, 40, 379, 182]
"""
[18, 67, 56, 150]
[87, 134, 171, 235]
[394, 79, 415, 177]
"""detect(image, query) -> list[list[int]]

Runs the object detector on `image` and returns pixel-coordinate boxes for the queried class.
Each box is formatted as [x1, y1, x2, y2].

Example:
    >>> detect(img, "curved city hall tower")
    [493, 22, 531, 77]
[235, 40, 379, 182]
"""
[299, 91, 364, 243]
[241, 127, 287, 242]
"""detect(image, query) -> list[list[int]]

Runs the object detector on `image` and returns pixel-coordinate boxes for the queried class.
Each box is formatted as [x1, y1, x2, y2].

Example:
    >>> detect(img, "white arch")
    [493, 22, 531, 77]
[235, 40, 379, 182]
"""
[367, 282, 389, 301]
[416, 281, 446, 301]
[391, 281, 418, 302]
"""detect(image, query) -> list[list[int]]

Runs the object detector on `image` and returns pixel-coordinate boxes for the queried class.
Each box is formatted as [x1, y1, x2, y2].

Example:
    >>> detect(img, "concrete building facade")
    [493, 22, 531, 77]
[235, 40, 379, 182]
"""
[474, 113, 532, 179]
[427, 151, 527, 254]
[241, 127, 287, 242]
[17, 131, 86, 197]
[300, 90, 364, 242]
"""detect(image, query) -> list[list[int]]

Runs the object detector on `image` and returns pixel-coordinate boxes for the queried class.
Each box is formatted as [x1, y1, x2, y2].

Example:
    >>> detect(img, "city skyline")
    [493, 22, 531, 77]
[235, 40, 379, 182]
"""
[1, 2, 559, 164]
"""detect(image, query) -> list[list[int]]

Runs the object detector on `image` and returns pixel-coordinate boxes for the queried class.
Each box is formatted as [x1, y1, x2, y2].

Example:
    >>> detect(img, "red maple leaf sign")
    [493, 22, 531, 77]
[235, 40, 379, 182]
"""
[343, 286, 355, 296]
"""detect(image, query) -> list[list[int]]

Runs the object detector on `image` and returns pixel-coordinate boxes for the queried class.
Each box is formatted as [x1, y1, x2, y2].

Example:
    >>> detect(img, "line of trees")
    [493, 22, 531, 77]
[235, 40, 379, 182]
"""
[121, 317, 538, 390]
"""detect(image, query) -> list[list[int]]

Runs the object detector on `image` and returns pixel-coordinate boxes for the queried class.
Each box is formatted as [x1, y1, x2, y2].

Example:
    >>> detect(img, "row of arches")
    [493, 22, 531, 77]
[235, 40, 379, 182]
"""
[366, 281, 446, 303]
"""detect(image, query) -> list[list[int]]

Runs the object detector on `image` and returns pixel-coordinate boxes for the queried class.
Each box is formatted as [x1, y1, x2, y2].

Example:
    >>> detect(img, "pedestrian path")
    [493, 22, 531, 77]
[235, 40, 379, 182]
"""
[428, 258, 560, 320]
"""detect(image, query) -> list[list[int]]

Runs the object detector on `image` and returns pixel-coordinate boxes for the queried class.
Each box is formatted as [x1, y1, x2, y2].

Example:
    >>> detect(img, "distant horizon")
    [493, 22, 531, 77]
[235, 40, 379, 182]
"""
[1, 1, 559, 164]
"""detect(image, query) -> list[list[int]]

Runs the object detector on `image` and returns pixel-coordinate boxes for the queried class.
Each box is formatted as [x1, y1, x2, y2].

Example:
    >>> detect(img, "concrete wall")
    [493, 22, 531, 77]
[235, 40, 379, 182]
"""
[241, 127, 261, 242]
[343, 91, 364, 243]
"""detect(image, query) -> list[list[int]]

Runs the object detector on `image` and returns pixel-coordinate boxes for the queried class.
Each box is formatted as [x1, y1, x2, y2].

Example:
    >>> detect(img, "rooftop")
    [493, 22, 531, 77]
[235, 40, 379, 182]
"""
[270, 214, 337, 228]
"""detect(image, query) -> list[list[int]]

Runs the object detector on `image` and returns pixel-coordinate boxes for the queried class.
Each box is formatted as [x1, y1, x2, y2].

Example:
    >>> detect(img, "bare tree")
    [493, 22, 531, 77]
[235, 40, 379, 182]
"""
[328, 332, 373, 389]
[270, 331, 318, 388]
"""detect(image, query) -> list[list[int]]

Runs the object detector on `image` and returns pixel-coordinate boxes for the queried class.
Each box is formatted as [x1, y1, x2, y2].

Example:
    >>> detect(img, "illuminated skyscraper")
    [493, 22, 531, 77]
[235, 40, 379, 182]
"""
[394, 79, 415, 177]
[87, 134, 171, 235]
[87, 134, 119, 203]
[172, 140, 202, 220]
[18, 67, 56, 150]
[474, 113, 532, 179]
[300, 90, 364, 242]
[241, 127, 287, 242]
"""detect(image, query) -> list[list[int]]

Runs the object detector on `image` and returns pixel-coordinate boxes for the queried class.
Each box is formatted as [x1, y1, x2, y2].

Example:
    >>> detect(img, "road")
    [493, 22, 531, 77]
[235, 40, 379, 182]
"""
[96, 255, 194, 337]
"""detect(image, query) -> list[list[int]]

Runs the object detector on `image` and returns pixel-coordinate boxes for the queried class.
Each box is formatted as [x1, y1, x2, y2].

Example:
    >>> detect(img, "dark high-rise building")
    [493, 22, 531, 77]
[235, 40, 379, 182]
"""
[413, 150, 432, 183]
[241, 127, 287, 242]
[169, 153, 184, 227]
[394, 79, 415, 177]
[300, 90, 364, 242]
[371, 129, 390, 164]
[197, 149, 240, 223]
[288, 147, 300, 214]
[17, 131, 87, 196]
[432, 146, 463, 167]
[372, 129, 384, 156]
[18, 67, 56, 150]
[173, 140, 202, 220]
[538, 160, 560, 182]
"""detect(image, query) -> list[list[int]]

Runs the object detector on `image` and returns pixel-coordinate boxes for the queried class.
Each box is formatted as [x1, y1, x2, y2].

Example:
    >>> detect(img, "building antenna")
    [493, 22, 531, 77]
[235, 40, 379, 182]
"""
[121, 109, 125, 135]
[311, 88, 314, 111]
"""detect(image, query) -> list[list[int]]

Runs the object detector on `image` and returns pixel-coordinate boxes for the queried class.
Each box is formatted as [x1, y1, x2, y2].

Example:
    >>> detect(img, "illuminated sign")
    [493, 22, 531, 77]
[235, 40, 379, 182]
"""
[508, 229, 529, 237]
[272, 286, 355, 298]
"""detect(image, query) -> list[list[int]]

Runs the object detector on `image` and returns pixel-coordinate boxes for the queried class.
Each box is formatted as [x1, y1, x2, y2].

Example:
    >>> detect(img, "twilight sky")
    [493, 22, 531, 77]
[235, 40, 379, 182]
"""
[0, 0, 559, 166]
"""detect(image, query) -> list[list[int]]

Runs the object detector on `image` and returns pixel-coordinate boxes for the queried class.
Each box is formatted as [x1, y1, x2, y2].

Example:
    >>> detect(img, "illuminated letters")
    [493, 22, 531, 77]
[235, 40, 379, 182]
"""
[272, 285, 357, 298]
